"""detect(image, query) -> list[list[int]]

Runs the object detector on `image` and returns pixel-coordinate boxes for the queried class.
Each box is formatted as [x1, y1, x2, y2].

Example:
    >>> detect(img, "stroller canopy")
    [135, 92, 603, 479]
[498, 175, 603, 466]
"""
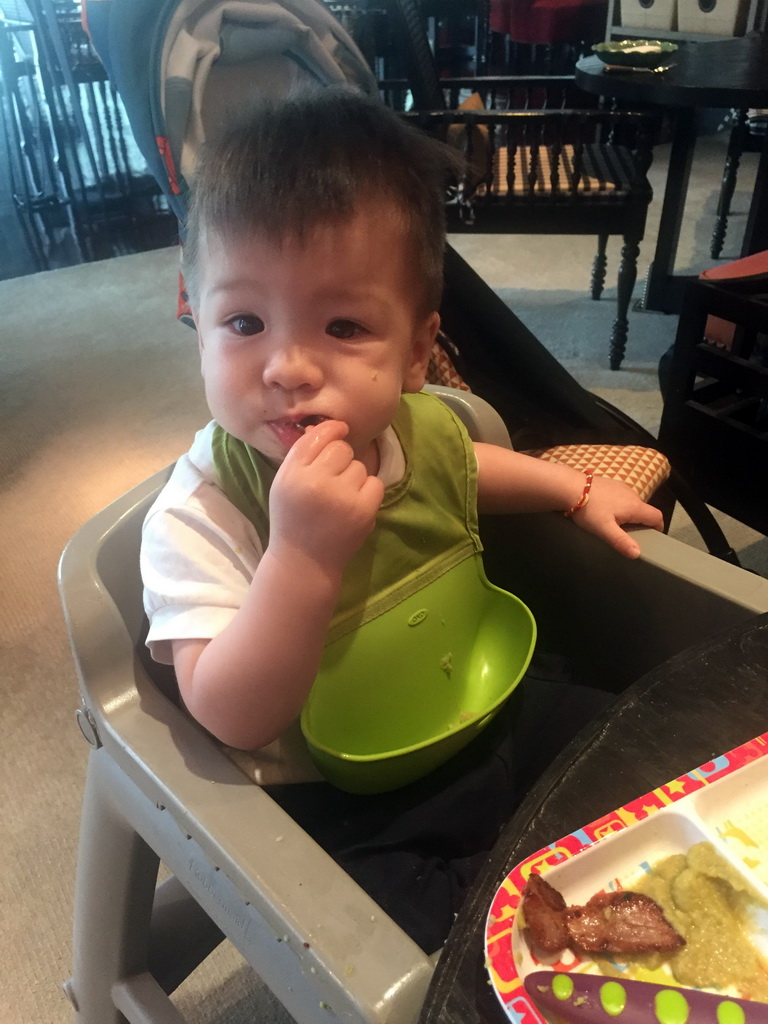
[83, 0, 377, 224]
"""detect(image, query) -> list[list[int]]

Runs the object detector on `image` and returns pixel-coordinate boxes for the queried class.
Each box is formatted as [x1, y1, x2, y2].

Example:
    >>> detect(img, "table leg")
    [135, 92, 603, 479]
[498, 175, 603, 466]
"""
[642, 107, 697, 314]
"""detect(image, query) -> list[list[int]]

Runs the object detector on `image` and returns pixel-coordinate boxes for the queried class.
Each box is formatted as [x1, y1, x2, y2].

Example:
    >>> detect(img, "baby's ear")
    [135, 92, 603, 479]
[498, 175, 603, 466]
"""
[403, 311, 440, 393]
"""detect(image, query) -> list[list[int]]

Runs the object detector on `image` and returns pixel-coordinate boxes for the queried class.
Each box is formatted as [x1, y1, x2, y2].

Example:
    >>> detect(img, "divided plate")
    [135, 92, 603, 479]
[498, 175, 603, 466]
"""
[485, 734, 768, 1022]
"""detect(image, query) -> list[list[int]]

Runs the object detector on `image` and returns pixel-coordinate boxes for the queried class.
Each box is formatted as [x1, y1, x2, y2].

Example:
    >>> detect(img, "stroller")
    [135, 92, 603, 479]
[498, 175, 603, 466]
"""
[81, 0, 734, 559]
[58, 2, 760, 1022]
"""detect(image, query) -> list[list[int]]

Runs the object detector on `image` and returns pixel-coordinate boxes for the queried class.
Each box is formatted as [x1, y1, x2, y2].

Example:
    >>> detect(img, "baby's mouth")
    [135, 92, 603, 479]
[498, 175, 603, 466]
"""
[297, 414, 329, 430]
[267, 415, 330, 451]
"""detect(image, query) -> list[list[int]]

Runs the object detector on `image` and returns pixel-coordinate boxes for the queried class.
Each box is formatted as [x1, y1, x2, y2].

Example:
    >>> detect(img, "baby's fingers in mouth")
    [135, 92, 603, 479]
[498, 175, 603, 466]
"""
[299, 418, 350, 452]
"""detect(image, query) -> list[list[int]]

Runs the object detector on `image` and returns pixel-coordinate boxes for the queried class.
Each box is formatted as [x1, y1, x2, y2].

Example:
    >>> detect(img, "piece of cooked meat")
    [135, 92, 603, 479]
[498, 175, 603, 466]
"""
[565, 890, 685, 954]
[520, 876, 685, 958]
[521, 873, 570, 954]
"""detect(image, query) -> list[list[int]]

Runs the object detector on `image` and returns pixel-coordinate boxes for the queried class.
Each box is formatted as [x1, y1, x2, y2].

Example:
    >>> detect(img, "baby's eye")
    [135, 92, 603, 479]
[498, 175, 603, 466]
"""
[229, 315, 265, 336]
[327, 319, 365, 340]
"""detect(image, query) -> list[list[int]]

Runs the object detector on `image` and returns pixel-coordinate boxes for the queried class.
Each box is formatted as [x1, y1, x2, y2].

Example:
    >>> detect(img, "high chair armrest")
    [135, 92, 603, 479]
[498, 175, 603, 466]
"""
[480, 511, 768, 694]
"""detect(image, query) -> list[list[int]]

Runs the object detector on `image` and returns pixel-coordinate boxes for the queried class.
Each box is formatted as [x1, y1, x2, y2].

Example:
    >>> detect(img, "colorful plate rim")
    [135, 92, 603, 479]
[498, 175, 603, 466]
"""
[484, 731, 768, 1023]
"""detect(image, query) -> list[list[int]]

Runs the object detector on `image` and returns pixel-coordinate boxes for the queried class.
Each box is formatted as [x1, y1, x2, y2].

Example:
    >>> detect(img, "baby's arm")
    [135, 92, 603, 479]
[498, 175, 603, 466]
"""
[173, 420, 383, 750]
[474, 442, 664, 559]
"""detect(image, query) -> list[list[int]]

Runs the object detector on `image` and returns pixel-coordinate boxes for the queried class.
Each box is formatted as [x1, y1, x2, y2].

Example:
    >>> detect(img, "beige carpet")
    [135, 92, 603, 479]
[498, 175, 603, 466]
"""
[2, 129, 767, 1024]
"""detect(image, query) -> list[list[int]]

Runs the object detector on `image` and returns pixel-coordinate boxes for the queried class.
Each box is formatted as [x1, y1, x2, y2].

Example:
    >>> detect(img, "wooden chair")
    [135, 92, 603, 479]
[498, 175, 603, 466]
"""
[384, 0, 658, 371]
[710, 108, 768, 259]
[657, 267, 768, 536]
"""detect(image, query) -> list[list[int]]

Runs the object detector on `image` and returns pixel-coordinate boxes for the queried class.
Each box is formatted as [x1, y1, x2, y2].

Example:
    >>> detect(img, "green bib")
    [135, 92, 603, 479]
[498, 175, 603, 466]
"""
[211, 391, 482, 644]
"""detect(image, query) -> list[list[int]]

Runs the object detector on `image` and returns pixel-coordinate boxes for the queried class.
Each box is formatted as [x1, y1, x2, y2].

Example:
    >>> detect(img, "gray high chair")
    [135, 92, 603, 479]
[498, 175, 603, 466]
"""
[59, 388, 768, 1024]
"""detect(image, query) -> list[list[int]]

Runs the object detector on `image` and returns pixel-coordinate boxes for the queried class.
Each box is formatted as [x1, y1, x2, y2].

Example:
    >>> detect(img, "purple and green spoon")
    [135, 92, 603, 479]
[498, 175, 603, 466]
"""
[523, 970, 768, 1024]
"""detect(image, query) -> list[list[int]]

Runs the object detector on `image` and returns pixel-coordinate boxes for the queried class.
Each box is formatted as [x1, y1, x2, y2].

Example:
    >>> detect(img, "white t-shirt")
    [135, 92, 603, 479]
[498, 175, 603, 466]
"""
[140, 420, 406, 785]
[142, 420, 405, 663]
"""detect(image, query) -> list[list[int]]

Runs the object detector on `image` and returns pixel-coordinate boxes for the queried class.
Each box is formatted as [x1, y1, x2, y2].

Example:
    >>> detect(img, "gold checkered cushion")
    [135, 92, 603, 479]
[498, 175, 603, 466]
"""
[444, 93, 641, 201]
[527, 443, 671, 501]
[487, 143, 638, 198]
[494, 145, 613, 195]
[426, 339, 670, 500]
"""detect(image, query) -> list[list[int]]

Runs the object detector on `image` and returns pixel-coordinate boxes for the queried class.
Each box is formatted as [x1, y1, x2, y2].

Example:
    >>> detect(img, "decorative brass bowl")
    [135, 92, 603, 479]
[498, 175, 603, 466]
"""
[592, 39, 678, 69]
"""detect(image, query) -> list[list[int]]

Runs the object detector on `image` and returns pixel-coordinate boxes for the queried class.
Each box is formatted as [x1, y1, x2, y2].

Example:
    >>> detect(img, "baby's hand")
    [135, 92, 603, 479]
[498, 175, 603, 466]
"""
[268, 419, 384, 573]
[569, 474, 664, 559]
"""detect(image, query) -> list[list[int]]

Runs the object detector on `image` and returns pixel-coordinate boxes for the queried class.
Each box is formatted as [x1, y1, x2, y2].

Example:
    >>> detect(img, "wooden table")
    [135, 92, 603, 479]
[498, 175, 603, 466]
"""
[575, 35, 768, 314]
[417, 611, 768, 1023]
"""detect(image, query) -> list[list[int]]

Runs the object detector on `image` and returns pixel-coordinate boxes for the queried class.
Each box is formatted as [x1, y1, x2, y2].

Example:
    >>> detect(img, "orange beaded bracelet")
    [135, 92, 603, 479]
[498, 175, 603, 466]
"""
[563, 471, 594, 518]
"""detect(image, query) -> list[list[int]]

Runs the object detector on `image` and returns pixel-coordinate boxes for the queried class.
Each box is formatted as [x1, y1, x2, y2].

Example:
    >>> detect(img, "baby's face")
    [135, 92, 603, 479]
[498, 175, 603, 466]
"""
[193, 201, 439, 469]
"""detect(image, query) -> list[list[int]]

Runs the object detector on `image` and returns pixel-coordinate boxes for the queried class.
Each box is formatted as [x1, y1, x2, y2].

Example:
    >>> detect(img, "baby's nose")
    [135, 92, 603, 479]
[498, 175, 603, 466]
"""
[262, 343, 323, 391]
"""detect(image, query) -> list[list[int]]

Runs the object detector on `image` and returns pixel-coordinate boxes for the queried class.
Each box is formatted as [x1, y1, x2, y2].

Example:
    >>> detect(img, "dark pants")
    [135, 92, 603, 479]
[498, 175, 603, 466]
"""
[266, 654, 613, 953]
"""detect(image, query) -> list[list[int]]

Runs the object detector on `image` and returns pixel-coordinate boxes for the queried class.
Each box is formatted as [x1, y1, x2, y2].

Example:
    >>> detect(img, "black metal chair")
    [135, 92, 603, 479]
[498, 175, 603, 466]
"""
[383, 0, 659, 371]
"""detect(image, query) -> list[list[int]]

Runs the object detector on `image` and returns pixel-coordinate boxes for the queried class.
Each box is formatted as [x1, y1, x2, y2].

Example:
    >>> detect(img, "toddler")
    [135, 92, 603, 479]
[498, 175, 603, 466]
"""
[141, 87, 663, 951]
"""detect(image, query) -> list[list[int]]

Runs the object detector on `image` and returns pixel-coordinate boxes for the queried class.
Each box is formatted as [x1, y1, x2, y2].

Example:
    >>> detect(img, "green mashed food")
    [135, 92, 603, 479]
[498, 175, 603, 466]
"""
[597, 842, 768, 1001]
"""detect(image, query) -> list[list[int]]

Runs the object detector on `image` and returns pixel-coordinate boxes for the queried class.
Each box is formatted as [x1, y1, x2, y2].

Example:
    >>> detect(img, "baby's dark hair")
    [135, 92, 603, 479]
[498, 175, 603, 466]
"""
[183, 87, 457, 313]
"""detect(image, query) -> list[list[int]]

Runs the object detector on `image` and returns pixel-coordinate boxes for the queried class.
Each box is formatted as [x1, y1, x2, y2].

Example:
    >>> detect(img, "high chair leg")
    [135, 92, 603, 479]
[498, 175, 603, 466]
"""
[66, 747, 162, 1024]
[66, 747, 227, 1023]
